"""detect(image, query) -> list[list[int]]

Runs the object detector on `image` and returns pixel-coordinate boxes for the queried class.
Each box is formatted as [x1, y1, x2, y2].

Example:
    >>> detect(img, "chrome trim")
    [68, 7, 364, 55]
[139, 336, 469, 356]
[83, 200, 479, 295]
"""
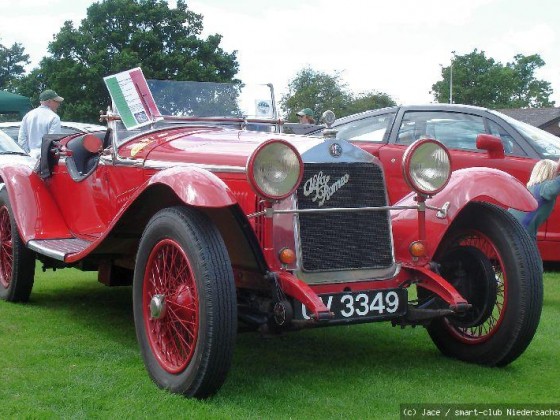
[274, 205, 419, 214]
[247, 204, 423, 218]
[27, 241, 66, 261]
[113, 156, 144, 167]
[143, 159, 246, 173]
[434, 202, 450, 219]
[246, 202, 450, 219]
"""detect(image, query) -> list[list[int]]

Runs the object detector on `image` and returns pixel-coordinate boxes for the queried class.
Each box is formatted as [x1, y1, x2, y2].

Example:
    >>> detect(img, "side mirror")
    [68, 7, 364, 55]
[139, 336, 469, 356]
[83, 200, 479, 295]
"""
[476, 134, 505, 159]
[82, 134, 104, 154]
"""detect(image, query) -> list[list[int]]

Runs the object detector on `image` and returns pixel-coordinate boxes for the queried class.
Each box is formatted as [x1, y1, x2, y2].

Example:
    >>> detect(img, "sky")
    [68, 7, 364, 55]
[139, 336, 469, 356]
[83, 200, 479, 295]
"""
[1, 0, 560, 107]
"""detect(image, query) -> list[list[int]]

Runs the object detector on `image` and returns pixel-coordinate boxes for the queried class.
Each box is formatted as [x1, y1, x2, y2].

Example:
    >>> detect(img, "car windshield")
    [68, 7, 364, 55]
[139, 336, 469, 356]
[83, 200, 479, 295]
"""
[112, 80, 279, 146]
[328, 110, 396, 142]
[490, 110, 560, 158]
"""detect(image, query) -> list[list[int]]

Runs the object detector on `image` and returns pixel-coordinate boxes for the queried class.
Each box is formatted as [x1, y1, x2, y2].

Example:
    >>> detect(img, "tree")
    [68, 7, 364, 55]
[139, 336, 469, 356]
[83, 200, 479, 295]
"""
[281, 67, 396, 122]
[431, 49, 554, 108]
[346, 91, 396, 115]
[0, 41, 30, 90]
[15, 0, 239, 122]
[281, 68, 350, 123]
[509, 54, 554, 108]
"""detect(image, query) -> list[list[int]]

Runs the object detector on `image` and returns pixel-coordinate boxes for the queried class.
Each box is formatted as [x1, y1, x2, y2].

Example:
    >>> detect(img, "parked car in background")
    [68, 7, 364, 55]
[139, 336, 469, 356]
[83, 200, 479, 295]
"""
[0, 130, 23, 153]
[0, 74, 543, 398]
[308, 104, 560, 262]
[0, 121, 106, 143]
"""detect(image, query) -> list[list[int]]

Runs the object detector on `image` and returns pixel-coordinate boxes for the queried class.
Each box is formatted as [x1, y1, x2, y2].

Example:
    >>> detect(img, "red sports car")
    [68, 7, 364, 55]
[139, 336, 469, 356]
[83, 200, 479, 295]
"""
[0, 71, 543, 398]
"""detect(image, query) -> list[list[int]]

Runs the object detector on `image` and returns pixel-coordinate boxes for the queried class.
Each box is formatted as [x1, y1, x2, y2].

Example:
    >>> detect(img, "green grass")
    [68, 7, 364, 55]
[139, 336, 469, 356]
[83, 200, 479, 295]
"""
[1, 267, 559, 419]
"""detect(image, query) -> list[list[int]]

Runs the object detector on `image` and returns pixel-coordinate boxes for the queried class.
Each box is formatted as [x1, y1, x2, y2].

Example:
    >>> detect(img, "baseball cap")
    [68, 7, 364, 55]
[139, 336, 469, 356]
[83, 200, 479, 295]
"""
[39, 89, 64, 102]
[296, 108, 313, 117]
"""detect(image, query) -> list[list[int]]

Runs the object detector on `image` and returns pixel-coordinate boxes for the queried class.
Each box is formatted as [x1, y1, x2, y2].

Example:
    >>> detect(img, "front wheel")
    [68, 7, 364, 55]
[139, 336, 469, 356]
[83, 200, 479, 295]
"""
[133, 206, 237, 398]
[423, 203, 543, 366]
[0, 188, 35, 302]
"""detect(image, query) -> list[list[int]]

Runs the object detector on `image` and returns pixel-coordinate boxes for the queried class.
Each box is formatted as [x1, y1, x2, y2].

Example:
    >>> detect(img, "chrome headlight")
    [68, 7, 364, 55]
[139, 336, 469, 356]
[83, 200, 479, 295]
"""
[248, 140, 303, 200]
[402, 139, 451, 196]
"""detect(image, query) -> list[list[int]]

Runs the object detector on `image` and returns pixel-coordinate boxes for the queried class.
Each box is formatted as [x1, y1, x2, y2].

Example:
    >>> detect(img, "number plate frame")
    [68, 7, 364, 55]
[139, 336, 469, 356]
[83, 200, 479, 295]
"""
[294, 288, 408, 321]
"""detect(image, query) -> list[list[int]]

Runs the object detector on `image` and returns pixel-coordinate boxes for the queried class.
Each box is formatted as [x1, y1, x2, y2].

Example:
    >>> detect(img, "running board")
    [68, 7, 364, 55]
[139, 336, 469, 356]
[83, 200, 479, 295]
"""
[27, 238, 93, 261]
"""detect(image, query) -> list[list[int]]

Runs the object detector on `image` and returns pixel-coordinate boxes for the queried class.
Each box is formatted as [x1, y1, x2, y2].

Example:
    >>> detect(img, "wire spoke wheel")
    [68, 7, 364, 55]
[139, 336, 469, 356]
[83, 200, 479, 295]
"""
[133, 206, 236, 398]
[144, 239, 199, 373]
[425, 203, 543, 366]
[441, 234, 504, 344]
[0, 206, 14, 288]
[0, 189, 35, 302]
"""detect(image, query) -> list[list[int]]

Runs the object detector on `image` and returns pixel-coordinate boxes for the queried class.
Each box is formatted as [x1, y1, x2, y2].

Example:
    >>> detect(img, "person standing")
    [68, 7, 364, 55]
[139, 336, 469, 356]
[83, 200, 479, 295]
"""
[296, 108, 316, 125]
[18, 89, 64, 159]
[510, 159, 560, 240]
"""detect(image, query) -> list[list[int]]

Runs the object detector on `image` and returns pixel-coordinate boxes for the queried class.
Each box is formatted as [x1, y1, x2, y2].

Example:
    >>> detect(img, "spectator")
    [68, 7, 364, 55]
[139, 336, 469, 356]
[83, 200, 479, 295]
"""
[296, 108, 315, 125]
[509, 159, 560, 240]
[18, 89, 64, 159]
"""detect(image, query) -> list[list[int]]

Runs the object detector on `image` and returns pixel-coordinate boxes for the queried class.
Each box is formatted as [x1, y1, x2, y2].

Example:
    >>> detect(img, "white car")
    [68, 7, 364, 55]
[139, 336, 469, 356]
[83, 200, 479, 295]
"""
[0, 129, 35, 166]
[0, 121, 106, 142]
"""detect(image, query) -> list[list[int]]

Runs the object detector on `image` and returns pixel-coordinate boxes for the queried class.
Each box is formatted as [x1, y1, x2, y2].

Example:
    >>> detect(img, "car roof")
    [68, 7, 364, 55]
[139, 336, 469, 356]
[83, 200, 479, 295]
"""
[305, 104, 493, 137]
[333, 104, 490, 123]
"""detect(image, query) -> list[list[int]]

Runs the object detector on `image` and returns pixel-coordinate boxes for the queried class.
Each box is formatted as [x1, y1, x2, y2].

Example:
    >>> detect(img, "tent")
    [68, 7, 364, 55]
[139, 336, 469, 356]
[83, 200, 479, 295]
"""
[0, 90, 32, 118]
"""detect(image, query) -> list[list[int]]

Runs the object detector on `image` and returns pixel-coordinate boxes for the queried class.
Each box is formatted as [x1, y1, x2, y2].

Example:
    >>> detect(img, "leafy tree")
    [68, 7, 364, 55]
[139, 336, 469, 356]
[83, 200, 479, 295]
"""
[346, 91, 396, 115]
[281, 67, 396, 123]
[281, 68, 351, 123]
[432, 49, 554, 108]
[15, 0, 239, 122]
[508, 54, 554, 108]
[0, 41, 30, 90]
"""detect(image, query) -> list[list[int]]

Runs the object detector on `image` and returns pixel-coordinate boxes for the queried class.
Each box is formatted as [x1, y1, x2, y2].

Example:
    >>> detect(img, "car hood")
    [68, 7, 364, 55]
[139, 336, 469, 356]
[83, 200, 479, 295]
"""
[119, 126, 324, 169]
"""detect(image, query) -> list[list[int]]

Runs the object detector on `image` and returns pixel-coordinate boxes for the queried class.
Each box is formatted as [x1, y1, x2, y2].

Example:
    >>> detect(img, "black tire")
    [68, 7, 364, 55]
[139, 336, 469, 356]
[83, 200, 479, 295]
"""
[0, 187, 35, 302]
[424, 202, 543, 366]
[133, 206, 237, 398]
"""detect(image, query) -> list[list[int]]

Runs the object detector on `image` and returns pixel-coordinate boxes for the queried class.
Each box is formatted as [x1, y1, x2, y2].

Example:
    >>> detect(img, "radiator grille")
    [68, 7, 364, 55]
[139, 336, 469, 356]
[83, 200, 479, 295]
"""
[296, 162, 393, 272]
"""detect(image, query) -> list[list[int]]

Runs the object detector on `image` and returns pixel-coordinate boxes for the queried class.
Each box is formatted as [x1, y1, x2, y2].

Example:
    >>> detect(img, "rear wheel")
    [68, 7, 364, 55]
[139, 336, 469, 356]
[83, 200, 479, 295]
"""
[0, 188, 35, 302]
[133, 206, 236, 398]
[424, 203, 542, 366]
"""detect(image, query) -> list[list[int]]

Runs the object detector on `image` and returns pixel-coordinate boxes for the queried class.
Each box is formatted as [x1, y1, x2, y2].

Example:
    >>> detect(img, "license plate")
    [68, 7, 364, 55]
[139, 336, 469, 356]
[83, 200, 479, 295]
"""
[295, 289, 407, 321]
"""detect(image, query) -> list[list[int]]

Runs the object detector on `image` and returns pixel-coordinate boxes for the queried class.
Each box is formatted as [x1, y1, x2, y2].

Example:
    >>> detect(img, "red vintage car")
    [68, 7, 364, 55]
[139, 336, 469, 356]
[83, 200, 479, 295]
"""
[0, 73, 543, 398]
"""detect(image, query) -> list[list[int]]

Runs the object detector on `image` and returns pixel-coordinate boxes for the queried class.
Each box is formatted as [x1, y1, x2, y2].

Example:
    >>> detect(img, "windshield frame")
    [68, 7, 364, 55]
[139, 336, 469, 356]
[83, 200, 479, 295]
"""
[109, 79, 283, 147]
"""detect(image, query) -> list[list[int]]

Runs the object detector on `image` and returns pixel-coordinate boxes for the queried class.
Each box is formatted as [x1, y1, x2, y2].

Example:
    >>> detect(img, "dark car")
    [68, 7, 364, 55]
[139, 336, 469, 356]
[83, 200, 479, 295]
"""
[308, 104, 560, 261]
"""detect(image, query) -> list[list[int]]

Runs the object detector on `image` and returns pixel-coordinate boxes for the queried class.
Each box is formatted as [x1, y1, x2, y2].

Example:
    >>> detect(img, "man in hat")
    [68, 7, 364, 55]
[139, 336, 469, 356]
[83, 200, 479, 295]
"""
[296, 108, 316, 125]
[18, 89, 64, 159]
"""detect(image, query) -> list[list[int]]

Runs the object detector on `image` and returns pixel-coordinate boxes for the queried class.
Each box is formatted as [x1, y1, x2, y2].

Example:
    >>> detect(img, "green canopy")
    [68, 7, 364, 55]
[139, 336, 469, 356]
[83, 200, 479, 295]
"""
[0, 90, 32, 118]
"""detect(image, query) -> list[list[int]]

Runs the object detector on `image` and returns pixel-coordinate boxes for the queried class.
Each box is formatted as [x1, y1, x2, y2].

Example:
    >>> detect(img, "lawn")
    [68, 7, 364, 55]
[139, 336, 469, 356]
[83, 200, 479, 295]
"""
[1, 267, 558, 419]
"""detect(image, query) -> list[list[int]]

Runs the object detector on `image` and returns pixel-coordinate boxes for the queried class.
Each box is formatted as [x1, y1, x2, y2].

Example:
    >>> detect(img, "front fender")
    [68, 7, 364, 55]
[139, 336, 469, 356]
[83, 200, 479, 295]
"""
[147, 166, 237, 207]
[391, 167, 536, 261]
[0, 165, 71, 243]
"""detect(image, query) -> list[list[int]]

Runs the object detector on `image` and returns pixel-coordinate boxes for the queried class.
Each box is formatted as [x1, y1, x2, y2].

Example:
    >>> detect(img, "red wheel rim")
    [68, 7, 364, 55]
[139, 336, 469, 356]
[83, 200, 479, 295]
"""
[0, 206, 13, 288]
[143, 239, 199, 374]
[444, 231, 507, 344]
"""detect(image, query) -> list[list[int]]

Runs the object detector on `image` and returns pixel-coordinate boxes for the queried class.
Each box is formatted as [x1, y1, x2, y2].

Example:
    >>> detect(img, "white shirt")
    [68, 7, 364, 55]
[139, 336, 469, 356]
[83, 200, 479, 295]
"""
[18, 105, 61, 159]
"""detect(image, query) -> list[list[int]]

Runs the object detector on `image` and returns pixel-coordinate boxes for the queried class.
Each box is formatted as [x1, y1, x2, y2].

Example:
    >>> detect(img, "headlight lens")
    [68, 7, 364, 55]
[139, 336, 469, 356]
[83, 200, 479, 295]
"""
[248, 140, 303, 200]
[402, 139, 451, 195]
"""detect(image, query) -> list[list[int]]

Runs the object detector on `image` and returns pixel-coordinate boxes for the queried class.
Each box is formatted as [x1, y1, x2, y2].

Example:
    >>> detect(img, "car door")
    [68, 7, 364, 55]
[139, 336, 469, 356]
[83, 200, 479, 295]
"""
[46, 133, 145, 237]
